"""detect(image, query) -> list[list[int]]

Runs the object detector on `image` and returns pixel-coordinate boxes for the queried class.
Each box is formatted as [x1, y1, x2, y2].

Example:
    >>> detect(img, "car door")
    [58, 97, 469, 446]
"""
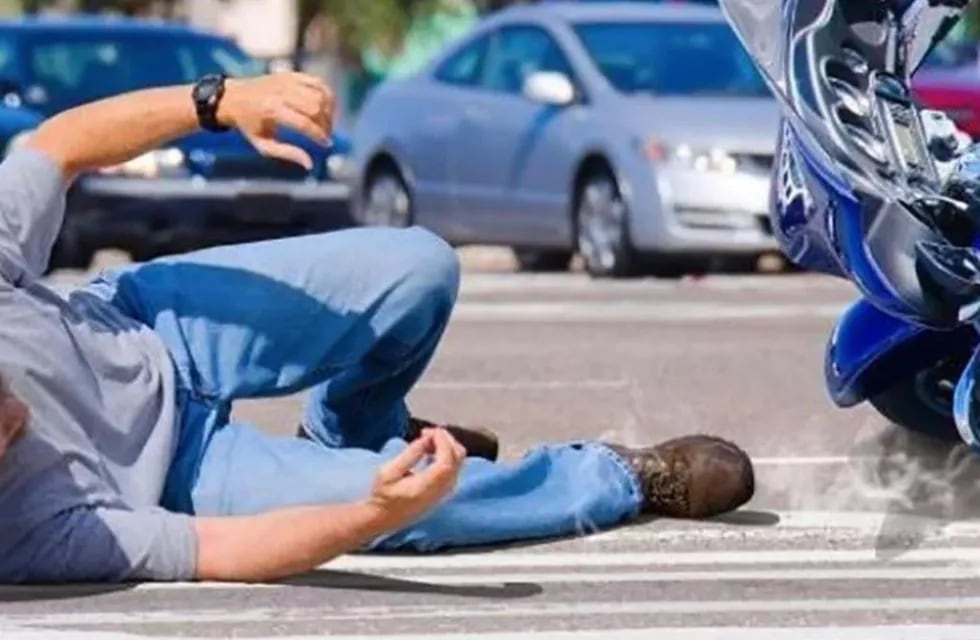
[448, 25, 583, 245]
[407, 33, 491, 239]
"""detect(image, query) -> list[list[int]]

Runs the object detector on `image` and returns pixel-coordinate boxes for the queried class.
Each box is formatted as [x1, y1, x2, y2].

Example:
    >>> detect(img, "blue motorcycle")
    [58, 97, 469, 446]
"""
[720, 0, 980, 445]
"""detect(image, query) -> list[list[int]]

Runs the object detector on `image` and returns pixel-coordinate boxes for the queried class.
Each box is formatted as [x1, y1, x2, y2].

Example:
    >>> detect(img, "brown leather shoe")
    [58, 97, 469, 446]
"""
[296, 418, 500, 462]
[406, 417, 500, 462]
[606, 435, 754, 519]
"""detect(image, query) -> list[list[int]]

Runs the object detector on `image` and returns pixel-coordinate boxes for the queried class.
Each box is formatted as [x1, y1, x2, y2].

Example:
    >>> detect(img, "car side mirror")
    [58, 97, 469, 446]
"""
[523, 71, 576, 107]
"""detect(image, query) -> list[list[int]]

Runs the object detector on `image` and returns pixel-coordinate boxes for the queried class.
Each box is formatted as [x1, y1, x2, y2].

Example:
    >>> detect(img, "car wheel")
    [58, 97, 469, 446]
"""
[868, 353, 969, 443]
[512, 249, 573, 273]
[575, 169, 636, 278]
[362, 165, 412, 228]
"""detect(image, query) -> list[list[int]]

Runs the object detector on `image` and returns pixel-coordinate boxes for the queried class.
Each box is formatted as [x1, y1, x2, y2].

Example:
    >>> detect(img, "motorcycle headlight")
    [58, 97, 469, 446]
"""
[99, 147, 185, 178]
[641, 139, 739, 174]
[5, 129, 34, 156]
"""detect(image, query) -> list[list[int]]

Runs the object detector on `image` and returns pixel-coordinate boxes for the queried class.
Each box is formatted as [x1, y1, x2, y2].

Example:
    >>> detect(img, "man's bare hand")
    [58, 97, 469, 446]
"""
[218, 73, 335, 171]
[368, 428, 466, 528]
[0, 382, 28, 462]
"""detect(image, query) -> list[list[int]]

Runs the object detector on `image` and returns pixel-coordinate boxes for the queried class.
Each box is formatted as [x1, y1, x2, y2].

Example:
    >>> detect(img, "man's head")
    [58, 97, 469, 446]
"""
[0, 376, 28, 461]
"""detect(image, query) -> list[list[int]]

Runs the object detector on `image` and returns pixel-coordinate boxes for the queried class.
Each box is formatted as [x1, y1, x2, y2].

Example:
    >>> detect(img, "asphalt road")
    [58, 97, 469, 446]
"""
[7, 266, 980, 639]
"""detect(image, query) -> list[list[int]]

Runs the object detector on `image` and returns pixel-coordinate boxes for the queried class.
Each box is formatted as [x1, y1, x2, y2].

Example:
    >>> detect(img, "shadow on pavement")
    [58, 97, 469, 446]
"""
[711, 509, 782, 526]
[0, 583, 135, 602]
[282, 569, 542, 599]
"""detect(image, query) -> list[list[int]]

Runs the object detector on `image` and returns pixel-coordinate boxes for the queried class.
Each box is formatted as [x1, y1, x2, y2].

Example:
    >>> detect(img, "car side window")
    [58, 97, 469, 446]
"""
[481, 26, 574, 95]
[434, 35, 489, 87]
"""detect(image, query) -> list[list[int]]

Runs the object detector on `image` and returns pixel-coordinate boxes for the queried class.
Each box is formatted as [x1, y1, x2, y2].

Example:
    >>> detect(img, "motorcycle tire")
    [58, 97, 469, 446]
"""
[868, 355, 967, 444]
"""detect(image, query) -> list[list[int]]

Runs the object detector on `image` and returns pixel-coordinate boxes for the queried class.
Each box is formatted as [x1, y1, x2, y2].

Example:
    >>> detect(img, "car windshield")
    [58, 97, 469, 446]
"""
[573, 21, 770, 98]
[0, 32, 265, 115]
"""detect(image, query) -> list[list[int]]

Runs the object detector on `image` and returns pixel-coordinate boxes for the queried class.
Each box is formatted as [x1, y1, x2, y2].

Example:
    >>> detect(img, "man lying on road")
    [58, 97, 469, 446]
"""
[0, 71, 755, 584]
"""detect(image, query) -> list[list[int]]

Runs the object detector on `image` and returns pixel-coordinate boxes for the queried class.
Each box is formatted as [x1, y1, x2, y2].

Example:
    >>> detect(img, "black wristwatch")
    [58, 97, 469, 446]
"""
[192, 74, 230, 133]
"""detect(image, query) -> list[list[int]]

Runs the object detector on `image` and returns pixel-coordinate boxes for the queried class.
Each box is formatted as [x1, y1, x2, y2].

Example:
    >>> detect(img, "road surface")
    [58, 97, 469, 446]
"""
[5, 268, 980, 639]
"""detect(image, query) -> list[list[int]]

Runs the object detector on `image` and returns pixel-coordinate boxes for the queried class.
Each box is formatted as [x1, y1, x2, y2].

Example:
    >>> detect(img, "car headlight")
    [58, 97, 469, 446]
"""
[640, 139, 740, 174]
[326, 153, 352, 180]
[99, 147, 185, 178]
[5, 129, 34, 156]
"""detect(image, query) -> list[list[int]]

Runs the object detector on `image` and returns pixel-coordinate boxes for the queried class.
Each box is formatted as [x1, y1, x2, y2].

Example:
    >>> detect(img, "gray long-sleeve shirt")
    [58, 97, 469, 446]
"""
[0, 149, 196, 583]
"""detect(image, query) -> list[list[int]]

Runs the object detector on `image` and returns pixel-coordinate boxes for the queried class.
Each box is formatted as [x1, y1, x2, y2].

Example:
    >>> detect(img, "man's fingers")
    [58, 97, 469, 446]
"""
[433, 428, 464, 469]
[284, 96, 333, 143]
[252, 137, 313, 171]
[452, 439, 466, 462]
[275, 104, 329, 144]
[377, 435, 432, 485]
[292, 82, 333, 110]
[401, 453, 459, 498]
[291, 72, 331, 97]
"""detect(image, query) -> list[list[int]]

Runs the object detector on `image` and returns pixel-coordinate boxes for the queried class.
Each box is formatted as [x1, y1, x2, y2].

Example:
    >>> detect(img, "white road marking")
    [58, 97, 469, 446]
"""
[16, 596, 980, 626]
[451, 302, 846, 323]
[581, 510, 980, 543]
[416, 379, 630, 391]
[313, 629, 980, 640]
[315, 547, 980, 571]
[39, 565, 980, 594]
[458, 273, 852, 294]
[4, 626, 980, 640]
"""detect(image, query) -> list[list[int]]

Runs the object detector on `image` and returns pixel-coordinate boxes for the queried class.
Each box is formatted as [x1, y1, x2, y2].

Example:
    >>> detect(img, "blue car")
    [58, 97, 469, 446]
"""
[0, 17, 352, 269]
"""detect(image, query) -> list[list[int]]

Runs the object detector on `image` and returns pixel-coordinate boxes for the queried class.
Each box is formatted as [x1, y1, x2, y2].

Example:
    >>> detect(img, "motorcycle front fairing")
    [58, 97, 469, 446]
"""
[721, 0, 980, 429]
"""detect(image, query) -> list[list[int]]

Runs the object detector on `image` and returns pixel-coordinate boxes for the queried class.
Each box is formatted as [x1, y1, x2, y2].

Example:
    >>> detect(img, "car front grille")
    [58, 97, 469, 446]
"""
[206, 157, 310, 181]
[735, 153, 775, 173]
[676, 207, 771, 234]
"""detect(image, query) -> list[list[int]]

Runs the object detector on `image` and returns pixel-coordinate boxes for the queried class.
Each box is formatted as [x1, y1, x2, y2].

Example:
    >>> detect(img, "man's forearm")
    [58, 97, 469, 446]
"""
[24, 73, 330, 182]
[27, 84, 201, 180]
[193, 501, 400, 583]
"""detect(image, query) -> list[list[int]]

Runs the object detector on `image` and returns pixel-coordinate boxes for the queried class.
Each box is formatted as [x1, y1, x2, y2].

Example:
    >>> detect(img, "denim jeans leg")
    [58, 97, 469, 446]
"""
[92, 226, 460, 499]
[191, 424, 644, 549]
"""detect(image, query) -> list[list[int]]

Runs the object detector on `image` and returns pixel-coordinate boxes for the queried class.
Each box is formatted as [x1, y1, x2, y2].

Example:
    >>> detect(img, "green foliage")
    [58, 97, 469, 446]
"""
[318, 0, 455, 58]
[966, 4, 980, 39]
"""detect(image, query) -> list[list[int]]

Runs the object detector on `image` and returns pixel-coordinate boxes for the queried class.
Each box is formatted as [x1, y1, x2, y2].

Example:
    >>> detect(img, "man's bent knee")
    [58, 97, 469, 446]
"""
[390, 227, 461, 309]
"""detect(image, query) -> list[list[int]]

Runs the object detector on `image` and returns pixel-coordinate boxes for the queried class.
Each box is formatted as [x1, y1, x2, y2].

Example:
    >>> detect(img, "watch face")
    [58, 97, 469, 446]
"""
[193, 76, 221, 103]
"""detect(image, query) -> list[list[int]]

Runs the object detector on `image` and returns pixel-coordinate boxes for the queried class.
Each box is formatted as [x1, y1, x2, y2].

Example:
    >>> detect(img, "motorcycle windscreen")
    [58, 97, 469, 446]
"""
[718, 0, 844, 185]
[899, 0, 965, 74]
[717, 0, 786, 97]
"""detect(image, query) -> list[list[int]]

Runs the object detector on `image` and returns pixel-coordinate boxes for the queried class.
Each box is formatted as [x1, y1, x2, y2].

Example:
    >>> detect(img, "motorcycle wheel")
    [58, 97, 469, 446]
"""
[868, 354, 969, 444]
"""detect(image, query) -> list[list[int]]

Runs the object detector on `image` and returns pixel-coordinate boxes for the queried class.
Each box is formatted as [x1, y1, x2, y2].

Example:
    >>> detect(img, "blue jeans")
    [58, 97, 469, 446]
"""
[100, 227, 642, 551]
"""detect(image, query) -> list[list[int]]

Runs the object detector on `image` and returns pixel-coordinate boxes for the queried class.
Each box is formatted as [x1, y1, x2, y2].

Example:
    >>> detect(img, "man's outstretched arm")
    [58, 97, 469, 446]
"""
[17, 428, 465, 584]
[29, 73, 333, 180]
[193, 429, 466, 582]
[0, 73, 332, 282]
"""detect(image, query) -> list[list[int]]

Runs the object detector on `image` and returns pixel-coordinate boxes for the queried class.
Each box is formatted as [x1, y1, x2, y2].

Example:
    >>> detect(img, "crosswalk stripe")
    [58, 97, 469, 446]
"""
[13, 596, 980, 626]
[322, 547, 980, 571]
[33, 565, 980, 593]
[451, 302, 846, 323]
[457, 273, 851, 294]
[6, 625, 980, 640]
[583, 510, 980, 543]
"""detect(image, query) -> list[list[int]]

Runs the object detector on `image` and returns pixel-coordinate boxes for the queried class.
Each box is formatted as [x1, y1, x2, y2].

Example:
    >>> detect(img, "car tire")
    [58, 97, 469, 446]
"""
[512, 249, 573, 273]
[575, 168, 637, 278]
[362, 164, 412, 228]
[868, 354, 968, 444]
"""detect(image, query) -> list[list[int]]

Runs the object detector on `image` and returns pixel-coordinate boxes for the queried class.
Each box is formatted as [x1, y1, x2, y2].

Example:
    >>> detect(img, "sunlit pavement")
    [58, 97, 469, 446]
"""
[8, 264, 980, 639]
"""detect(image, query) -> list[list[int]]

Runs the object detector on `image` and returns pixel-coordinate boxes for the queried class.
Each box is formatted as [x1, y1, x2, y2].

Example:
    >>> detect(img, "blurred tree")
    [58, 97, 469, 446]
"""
[18, 0, 180, 16]
[965, 4, 980, 39]
[290, 0, 527, 113]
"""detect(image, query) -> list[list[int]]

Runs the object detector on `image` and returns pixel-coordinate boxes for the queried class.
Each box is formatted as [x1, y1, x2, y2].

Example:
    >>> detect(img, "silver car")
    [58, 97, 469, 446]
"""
[350, 2, 780, 277]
